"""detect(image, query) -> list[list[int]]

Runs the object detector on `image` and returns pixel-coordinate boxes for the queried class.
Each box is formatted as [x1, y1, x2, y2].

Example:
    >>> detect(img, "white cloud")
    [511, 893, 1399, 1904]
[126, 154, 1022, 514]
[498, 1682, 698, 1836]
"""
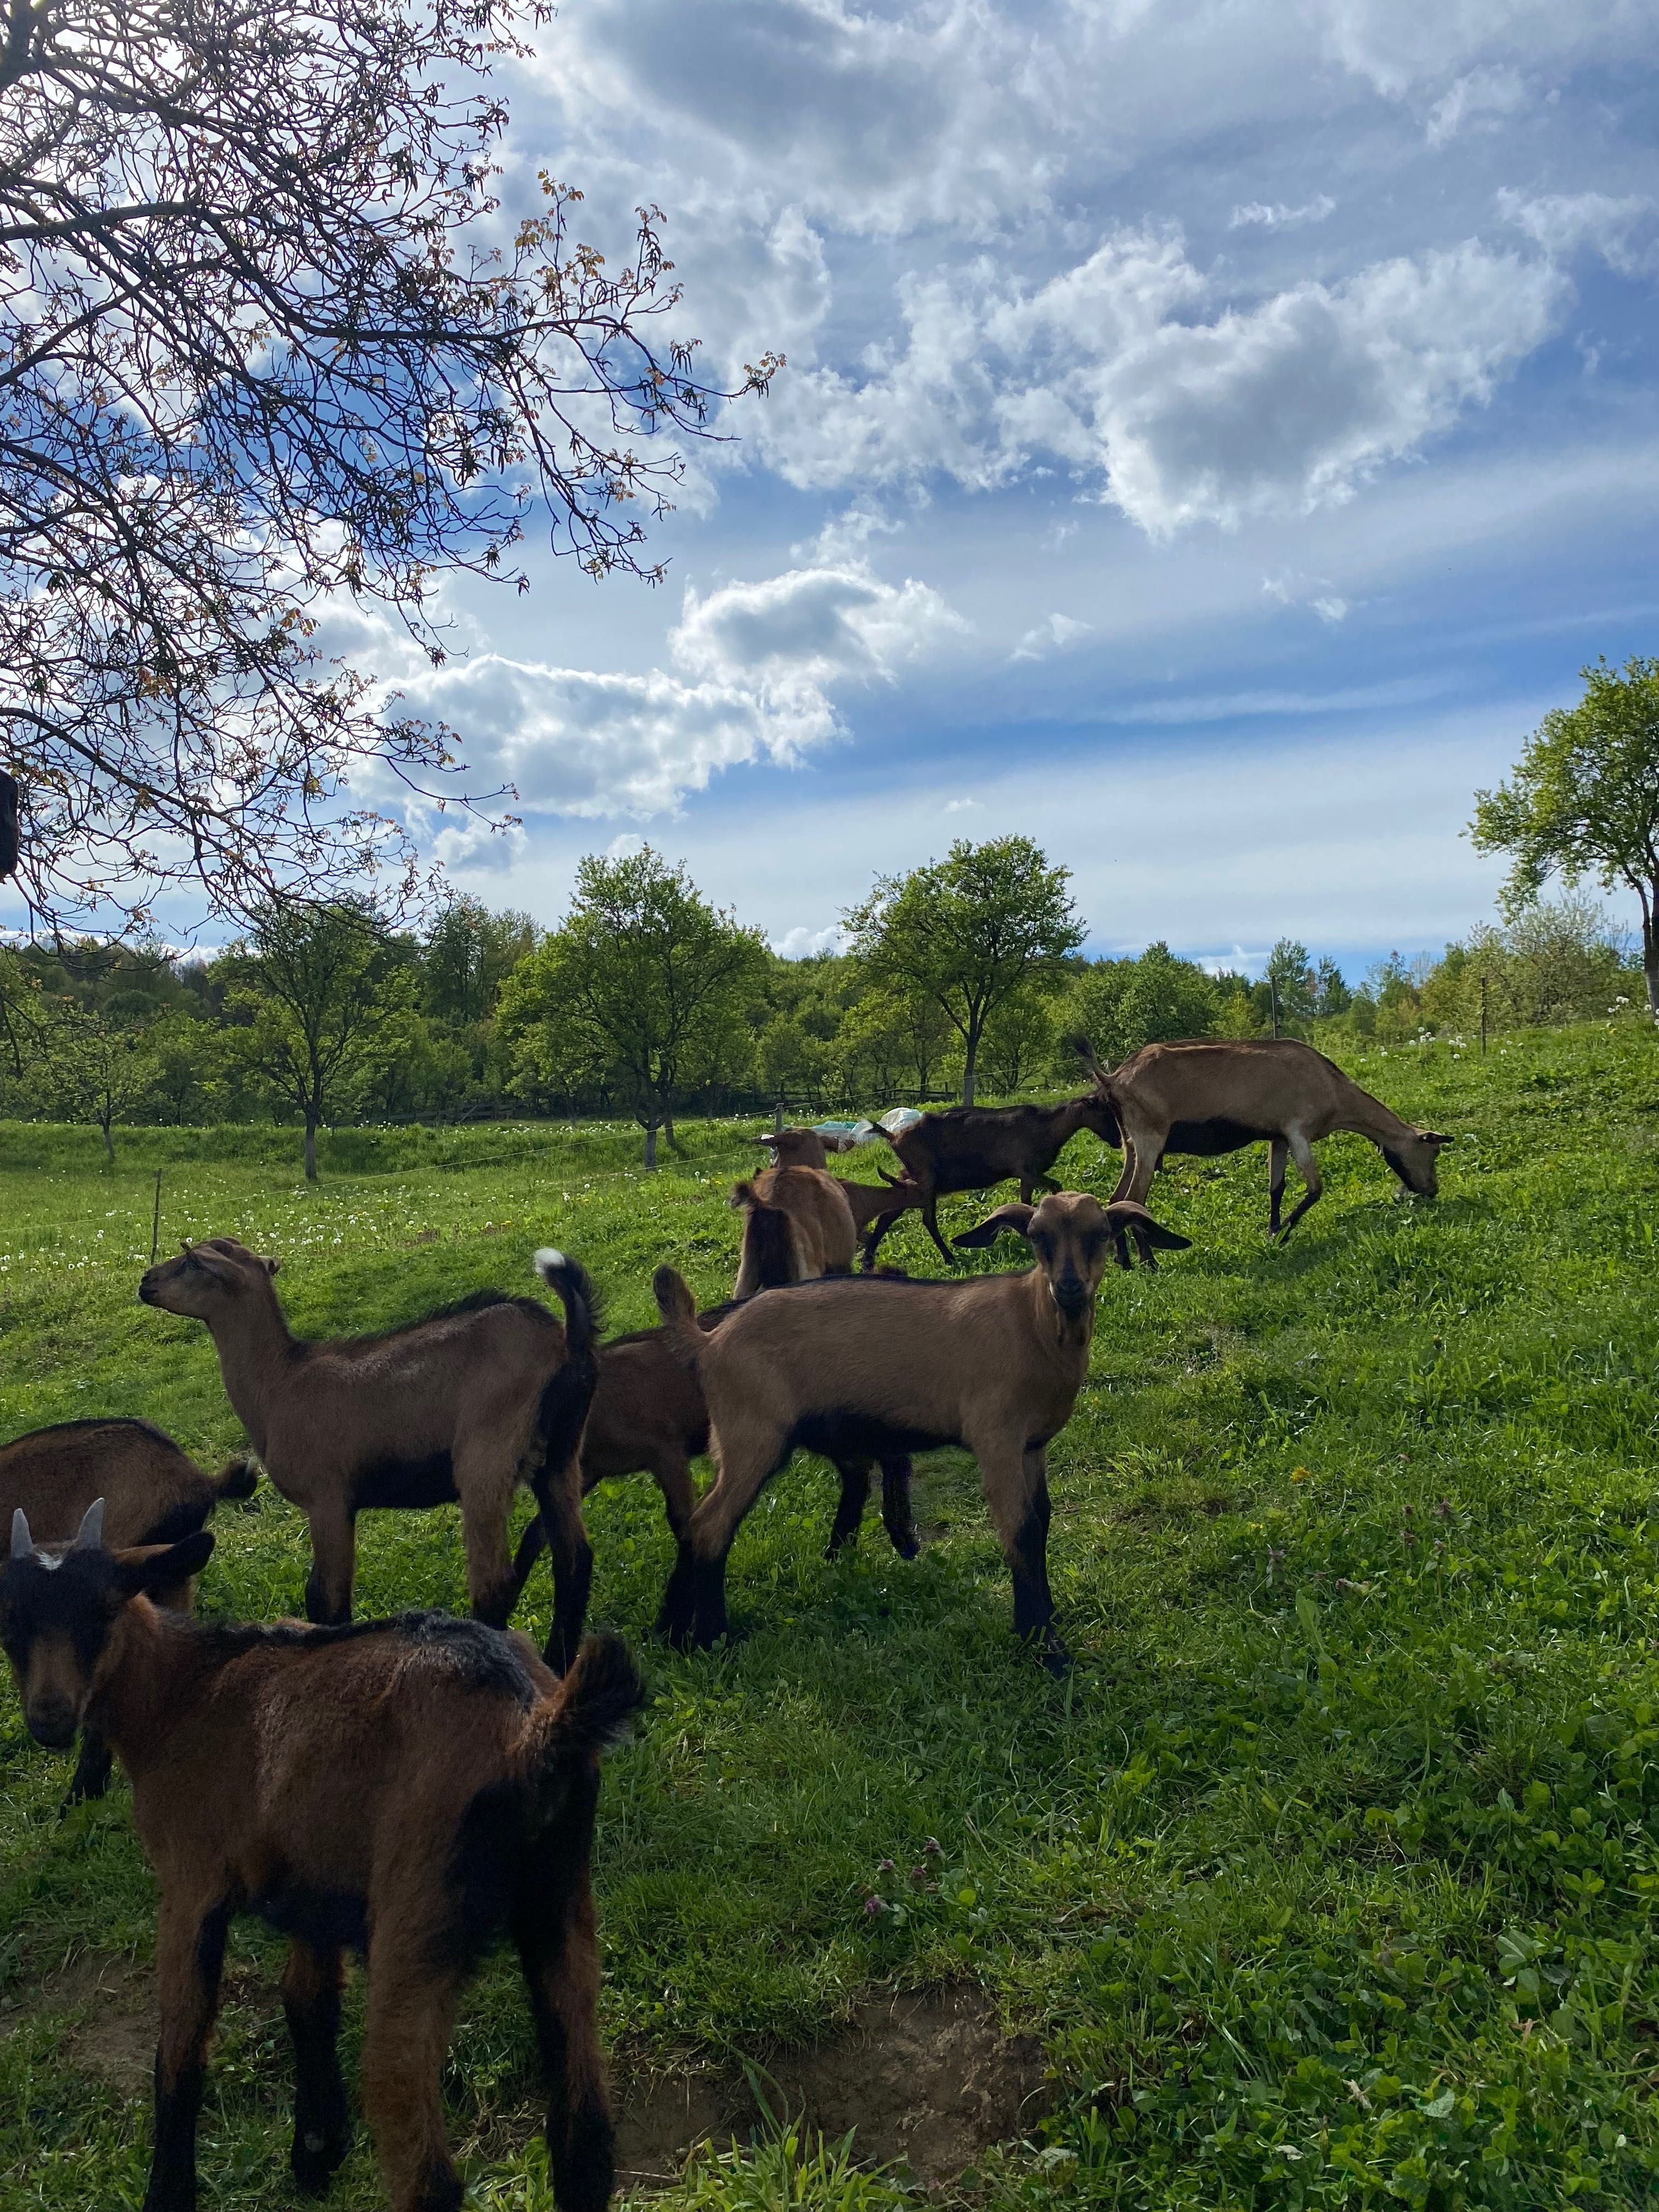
[1229, 196, 1337, 230]
[1011, 611, 1093, 661]
[1494, 187, 1655, 273]
[773, 922, 847, 957]
[760, 226, 1567, 535]
[1312, 595, 1351, 624]
[378, 562, 963, 822]
[1425, 65, 1528, 148]
[943, 795, 979, 812]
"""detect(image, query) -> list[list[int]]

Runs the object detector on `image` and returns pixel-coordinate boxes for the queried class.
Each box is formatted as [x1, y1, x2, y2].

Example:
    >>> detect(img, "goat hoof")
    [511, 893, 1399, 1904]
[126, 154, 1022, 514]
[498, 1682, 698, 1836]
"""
[291, 2123, 353, 2195]
[1035, 1632, 1071, 1678]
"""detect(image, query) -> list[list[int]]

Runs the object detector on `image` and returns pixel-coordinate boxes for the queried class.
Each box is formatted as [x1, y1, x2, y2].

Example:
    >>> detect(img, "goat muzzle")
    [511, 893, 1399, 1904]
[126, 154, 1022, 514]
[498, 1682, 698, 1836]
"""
[26, 1698, 78, 1750]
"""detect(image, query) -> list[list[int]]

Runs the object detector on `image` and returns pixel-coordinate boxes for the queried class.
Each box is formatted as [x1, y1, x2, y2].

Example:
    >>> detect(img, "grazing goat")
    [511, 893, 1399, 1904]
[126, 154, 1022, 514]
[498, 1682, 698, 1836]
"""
[1, 1503, 639, 2212]
[1092, 1038, 1452, 1240]
[138, 1239, 600, 1669]
[0, 1417, 256, 1802]
[509, 1307, 919, 1598]
[653, 1191, 1190, 1672]
[871, 1096, 1122, 1266]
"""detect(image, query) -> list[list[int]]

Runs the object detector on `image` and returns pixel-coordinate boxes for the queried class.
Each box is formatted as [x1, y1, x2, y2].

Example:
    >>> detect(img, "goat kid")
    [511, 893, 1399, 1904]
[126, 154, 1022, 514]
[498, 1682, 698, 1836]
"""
[1093, 1037, 1452, 1240]
[749, 1125, 923, 1268]
[654, 1192, 1189, 1671]
[872, 1096, 1122, 1266]
[0, 1417, 256, 1802]
[1, 1502, 638, 2212]
[731, 1164, 858, 1297]
[138, 1239, 599, 1669]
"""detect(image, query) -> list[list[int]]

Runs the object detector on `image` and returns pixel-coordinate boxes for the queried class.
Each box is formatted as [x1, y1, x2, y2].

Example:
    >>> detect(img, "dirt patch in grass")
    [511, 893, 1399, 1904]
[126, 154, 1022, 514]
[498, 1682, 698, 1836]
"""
[614, 1984, 1048, 2188]
[0, 1946, 269, 2096]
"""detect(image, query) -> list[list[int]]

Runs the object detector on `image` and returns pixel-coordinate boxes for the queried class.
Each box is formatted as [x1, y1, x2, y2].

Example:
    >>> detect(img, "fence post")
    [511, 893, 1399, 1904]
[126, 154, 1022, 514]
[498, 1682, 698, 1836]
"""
[1269, 974, 1280, 1039]
[1480, 974, 1488, 1057]
[774, 1096, 784, 1132]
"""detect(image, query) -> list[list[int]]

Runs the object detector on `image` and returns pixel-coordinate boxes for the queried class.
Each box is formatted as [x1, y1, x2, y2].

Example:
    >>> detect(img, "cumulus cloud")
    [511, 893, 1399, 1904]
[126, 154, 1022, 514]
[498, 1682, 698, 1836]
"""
[1011, 612, 1092, 661]
[759, 225, 1568, 534]
[774, 922, 847, 957]
[377, 563, 963, 822]
[1425, 65, 1528, 148]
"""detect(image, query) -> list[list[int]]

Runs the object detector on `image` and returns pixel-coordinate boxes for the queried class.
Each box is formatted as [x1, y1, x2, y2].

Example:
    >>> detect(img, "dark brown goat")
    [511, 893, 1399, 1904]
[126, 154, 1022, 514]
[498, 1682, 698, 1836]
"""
[138, 1239, 599, 1669]
[1, 1504, 639, 2212]
[510, 1307, 918, 1600]
[871, 1096, 1122, 1266]
[0, 1417, 256, 1801]
[654, 1191, 1189, 1671]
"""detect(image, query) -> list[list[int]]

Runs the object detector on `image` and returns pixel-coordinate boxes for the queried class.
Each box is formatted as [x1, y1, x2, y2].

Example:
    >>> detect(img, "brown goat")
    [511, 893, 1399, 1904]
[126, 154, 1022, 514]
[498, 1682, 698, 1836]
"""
[509, 1306, 919, 1600]
[0, 1417, 257, 1803]
[1094, 1038, 1452, 1239]
[872, 1096, 1122, 1265]
[1, 1504, 639, 2212]
[731, 1164, 858, 1297]
[756, 1126, 832, 1168]
[137, 1239, 600, 1669]
[839, 1168, 925, 1267]
[654, 1190, 1189, 1671]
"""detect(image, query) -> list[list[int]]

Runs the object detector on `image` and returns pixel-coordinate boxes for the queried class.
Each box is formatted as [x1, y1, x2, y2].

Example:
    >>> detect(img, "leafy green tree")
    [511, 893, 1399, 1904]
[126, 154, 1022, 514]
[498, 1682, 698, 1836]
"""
[499, 848, 767, 1166]
[1065, 942, 1219, 1068]
[1472, 656, 1659, 1020]
[978, 981, 1059, 1096]
[220, 902, 414, 1178]
[423, 898, 540, 1028]
[1263, 938, 1317, 1036]
[32, 1000, 155, 1164]
[845, 837, 1084, 1104]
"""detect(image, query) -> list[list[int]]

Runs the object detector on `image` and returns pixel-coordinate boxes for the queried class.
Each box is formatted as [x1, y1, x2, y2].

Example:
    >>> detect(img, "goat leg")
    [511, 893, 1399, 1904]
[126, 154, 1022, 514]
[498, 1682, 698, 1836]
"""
[510, 1514, 548, 1604]
[532, 1460, 594, 1676]
[283, 1939, 352, 2196]
[1276, 1133, 1324, 1242]
[656, 1543, 697, 1646]
[981, 1444, 1069, 1675]
[62, 1725, 114, 1812]
[512, 1778, 615, 2212]
[919, 1192, 957, 1268]
[879, 1455, 919, 1559]
[144, 1895, 229, 2211]
[1268, 1137, 1288, 1237]
[359, 1948, 467, 2212]
[303, 1501, 357, 1627]
[825, 1459, 872, 1556]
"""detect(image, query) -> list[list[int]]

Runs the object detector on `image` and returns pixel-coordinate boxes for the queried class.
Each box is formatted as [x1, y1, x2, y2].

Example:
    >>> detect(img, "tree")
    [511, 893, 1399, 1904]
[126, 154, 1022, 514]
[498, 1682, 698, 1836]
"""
[845, 837, 1084, 1105]
[221, 903, 414, 1178]
[499, 849, 767, 1166]
[32, 1000, 155, 1164]
[423, 898, 540, 1028]
[1264, 938, 1317, 1036]
[1063, 943, 1218, 1068]
[0, 0, 778, 935]
[1472, 657, 1659, 1021]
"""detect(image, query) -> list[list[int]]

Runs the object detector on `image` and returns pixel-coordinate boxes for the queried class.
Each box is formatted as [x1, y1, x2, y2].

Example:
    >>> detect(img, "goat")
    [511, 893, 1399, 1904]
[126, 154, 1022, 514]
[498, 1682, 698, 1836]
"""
[1, 1502, 639, 2212]
[509, 1306, 919, 1599]
[0, 1417, 257, 1803]
[1091, 1038, 1452, 1240]
[871, 1096, 1122, 1266]
[653, 1191, 1190, 1672]
[756, 1126, 831, 1169]
[138, 1238, 600, 1670]
[731, 1164, 858, 1297]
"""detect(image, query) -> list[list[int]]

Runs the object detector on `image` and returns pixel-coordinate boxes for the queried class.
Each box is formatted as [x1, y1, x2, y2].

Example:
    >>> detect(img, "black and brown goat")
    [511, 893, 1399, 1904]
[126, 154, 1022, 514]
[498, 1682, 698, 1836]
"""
[0, 1504, 639, 2212]
[510, 1304, 919, 1599]
[0, 1417, 256, 1802]
[1091, 1037, 1452, 1239]
[871, 1096, 1122, 1266]
[138, 1239, 600, 1669]
[654, 1190, 1190, 1671]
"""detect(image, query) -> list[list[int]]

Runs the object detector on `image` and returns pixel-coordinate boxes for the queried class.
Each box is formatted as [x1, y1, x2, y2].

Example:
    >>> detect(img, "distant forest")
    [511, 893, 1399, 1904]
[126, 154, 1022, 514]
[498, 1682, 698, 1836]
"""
[0, 860, 1641, 1157]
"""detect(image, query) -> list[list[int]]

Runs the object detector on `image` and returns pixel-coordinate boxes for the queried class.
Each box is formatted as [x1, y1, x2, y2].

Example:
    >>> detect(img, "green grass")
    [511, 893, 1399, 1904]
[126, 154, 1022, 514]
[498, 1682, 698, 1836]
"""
[2, 1027, 1658, 2209]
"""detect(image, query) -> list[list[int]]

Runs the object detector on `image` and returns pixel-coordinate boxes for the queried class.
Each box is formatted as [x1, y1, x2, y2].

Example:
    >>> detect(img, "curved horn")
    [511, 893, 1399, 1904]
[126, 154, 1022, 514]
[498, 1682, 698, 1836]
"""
[10, 1507, 32, 1560]
[70, 1497, 105, 1552]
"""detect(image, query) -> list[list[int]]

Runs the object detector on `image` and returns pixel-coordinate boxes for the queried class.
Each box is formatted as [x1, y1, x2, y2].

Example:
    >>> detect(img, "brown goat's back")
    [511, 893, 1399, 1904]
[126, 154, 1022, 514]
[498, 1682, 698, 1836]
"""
[0, 1418, 239, 1551]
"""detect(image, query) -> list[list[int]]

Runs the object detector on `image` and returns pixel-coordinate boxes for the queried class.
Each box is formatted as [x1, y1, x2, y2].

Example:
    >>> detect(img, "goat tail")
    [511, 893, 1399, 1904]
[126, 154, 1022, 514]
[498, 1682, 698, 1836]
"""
[652, 1266, 705, 1372]
[1066, 1029, 1102, 1075]
[530, 1630, 644, 1774]
[533, 1248, 602, 1359]
[212, 1454, 259, 1502]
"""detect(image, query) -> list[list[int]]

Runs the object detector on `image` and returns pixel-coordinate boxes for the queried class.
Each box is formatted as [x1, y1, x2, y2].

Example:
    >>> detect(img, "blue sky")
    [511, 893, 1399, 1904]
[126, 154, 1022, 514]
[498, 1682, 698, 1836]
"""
[342, 1, 1659, 977]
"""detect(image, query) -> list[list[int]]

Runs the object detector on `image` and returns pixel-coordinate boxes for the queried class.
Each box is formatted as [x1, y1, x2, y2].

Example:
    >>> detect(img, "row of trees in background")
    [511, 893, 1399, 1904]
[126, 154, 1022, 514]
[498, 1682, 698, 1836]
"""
[1, 832, 1645, 1171]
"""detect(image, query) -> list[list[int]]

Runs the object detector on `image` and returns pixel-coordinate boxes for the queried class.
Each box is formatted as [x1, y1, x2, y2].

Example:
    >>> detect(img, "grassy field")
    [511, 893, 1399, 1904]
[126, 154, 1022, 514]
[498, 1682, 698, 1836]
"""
[2, 1026, 1657, 2210]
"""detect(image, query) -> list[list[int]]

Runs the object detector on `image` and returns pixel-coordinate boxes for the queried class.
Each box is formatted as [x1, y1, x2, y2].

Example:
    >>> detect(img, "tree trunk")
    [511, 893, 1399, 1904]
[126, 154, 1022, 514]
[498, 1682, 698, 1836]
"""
[99, 1114, 114, 1167]
[1644, 890, 1659, 1022]
[664, 1106, 678, 1150]
[304, 1118, 318, 1181]
[643, 1120, 658, 1170]
[961, 1032, 978, 1106]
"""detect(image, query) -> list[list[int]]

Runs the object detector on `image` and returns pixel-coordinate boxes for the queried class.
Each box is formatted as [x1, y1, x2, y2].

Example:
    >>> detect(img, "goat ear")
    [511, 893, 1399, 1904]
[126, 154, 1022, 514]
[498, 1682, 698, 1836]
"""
[1422, 1131, 1452, 1148]
[953, 1202, 1036, 1250]
[1105, 1203, 1191, 1252]
[114, 1530, 214, 1599]
[263, 1255, 281, 1276]
[730, 1178, 759, 1209]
